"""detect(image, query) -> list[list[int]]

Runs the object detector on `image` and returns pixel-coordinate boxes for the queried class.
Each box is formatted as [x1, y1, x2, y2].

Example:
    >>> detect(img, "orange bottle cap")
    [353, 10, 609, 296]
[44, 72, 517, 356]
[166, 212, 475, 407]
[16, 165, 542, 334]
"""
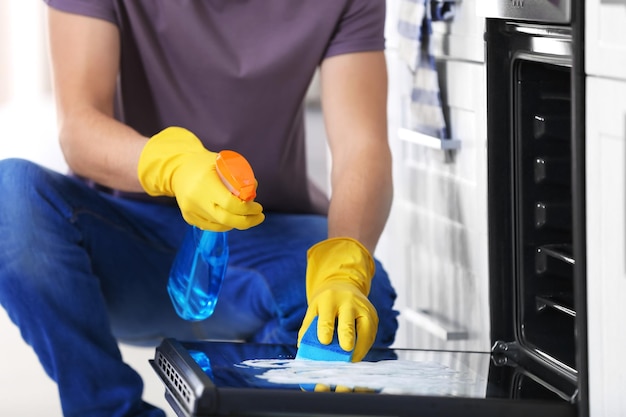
[215, 150, 257, 202]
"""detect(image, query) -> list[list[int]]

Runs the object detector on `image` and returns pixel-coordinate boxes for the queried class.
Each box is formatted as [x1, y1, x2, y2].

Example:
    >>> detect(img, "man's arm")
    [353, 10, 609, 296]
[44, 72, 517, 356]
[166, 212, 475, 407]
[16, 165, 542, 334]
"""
[296, 51, 391, 361]
[47, 7, 147, 192]
[320, 51, 392, 254]
[48, 8, 264, 231]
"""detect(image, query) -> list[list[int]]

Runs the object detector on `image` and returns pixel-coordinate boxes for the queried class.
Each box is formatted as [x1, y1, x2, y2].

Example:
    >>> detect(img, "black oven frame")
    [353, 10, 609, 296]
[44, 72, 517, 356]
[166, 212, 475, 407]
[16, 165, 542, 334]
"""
[484, 2, 587, 416]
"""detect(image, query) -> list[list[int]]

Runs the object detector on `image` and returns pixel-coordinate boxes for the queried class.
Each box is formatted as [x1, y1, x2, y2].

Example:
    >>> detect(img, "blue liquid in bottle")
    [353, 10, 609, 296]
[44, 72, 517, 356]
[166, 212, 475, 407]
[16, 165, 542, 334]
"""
[167, 225, 229, 321]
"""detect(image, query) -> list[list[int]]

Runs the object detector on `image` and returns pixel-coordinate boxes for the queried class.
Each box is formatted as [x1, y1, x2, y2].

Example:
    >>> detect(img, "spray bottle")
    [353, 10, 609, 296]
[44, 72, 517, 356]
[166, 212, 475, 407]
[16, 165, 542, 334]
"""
[167, 150, 257, 321]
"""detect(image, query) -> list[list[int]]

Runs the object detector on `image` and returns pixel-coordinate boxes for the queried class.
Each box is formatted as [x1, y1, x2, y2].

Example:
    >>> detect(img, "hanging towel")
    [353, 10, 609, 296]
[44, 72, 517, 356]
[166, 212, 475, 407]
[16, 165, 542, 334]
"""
[397, 0, 456, 140]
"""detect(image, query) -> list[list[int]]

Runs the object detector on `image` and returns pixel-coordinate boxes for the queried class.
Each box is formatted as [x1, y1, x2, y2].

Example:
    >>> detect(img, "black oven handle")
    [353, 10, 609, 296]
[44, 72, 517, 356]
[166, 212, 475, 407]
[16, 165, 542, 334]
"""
[507, 24, 573, 60]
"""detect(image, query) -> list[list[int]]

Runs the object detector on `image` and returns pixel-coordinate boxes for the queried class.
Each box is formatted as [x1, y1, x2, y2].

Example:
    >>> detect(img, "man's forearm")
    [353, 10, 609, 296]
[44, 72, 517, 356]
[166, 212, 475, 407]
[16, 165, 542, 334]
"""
[319, 51, 391, 254]
[327, 142, 393, 254]
[58, 106, 148, 192]
[46, 7, 145, 192]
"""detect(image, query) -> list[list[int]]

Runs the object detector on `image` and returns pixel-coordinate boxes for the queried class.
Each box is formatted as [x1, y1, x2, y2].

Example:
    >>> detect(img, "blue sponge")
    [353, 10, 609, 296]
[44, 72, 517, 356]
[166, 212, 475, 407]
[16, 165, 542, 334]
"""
[295, 316, 353, 362]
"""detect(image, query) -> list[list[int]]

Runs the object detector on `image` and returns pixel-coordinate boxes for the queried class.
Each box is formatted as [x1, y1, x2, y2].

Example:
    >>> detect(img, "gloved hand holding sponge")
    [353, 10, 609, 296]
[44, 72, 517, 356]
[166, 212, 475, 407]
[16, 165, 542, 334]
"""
[298, 237, 379, 363]
[137, 126, 265, 232]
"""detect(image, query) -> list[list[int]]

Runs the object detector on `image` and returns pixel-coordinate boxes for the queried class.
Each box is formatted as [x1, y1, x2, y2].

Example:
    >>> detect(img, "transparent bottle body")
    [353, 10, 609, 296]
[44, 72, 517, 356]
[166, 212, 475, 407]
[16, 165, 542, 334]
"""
[167, 226, 229, 321]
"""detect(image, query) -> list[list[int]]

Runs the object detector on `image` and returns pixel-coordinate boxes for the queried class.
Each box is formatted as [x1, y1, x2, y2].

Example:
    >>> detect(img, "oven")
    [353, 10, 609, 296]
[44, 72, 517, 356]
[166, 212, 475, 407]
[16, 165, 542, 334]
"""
[479, 1, 588, 416]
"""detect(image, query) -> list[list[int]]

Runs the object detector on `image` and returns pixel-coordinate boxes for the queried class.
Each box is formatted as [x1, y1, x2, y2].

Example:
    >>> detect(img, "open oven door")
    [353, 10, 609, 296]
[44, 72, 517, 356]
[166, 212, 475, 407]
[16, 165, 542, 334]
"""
[149, 338, 576, 417]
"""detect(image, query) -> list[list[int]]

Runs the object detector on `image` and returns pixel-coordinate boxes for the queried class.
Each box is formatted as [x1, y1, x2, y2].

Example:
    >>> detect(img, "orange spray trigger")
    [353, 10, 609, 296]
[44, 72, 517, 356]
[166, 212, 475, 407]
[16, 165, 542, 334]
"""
[215, 150, 257, 202]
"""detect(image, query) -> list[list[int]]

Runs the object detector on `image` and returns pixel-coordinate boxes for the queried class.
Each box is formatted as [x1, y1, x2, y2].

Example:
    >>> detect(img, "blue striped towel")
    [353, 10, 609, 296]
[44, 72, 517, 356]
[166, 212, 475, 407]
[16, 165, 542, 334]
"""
[397, 0, 456, 140]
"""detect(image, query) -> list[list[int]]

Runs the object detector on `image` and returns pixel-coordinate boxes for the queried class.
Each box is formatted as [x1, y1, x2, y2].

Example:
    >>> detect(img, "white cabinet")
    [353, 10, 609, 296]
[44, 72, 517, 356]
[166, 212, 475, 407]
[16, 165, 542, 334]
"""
[585, 76, 626, 417]
[381, 0, 489, 352]
[585, 0, 626, 80]
[585, 3, 626, 416]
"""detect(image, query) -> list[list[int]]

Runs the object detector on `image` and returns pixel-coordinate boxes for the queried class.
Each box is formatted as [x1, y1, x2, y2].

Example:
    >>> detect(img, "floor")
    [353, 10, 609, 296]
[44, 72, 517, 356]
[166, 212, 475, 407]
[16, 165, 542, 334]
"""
[0, 95, 329, 417]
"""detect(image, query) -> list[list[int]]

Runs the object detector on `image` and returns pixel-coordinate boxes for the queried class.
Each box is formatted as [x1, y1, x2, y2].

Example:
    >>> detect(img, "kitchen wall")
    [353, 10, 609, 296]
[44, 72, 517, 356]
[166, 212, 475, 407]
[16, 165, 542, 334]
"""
[0, 1, 50, 104]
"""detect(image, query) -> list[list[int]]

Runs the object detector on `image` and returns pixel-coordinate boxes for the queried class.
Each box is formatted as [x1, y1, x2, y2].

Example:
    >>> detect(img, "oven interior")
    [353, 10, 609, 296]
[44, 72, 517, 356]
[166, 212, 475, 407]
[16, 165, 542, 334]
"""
[513, 59, 576, 372]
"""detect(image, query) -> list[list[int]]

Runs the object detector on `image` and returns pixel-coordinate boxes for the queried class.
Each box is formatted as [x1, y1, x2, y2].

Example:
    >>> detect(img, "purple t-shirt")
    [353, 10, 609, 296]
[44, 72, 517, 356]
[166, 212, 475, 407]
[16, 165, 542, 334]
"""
[43, 0, 386, 214]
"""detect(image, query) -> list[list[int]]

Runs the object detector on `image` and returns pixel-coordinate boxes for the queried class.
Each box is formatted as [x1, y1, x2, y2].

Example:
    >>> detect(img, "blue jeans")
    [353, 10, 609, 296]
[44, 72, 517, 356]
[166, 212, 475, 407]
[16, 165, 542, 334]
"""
[0, 158, 398, 417]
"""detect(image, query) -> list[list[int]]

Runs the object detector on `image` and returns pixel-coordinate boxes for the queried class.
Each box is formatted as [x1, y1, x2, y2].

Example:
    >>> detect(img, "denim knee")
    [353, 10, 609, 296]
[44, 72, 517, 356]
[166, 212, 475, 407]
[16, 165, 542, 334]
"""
[0, 159, 68, 303]
[370, 259, 399, 348]
[0, 158, 44, 253]
[0, 158, 56, 225]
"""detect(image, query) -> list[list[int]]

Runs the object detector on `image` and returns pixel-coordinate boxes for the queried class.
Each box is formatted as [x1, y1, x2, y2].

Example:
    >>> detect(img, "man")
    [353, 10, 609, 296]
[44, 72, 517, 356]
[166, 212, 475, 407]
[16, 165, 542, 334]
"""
[0, 1, 398, 416]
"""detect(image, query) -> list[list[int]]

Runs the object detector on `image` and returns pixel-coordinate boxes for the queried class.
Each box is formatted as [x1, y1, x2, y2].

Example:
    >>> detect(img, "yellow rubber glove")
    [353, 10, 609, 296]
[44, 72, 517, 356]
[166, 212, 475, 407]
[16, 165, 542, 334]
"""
[298, 237, 379, 362]
[138, 126, 264, 231]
